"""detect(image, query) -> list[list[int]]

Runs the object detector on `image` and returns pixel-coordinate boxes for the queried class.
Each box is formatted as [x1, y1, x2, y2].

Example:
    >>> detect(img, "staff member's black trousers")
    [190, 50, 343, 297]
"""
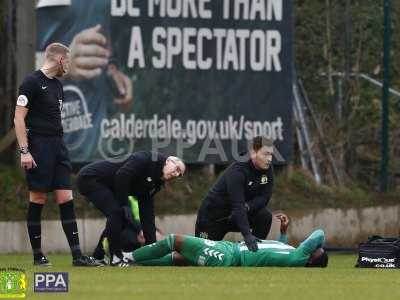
[76, 175, 140, 258]
[195, 206, 273, 240]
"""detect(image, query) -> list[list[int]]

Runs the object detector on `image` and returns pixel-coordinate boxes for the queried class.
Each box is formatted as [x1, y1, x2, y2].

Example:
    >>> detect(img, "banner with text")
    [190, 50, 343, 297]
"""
[36, 0, 293, 163]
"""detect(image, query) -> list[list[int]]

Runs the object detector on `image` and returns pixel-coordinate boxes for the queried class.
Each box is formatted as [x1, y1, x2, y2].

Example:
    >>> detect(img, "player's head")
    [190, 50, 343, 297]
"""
[250, 136, 274, 170]
[305, 247, 328, 268]
[162, 156, 185, 181]
[44, 43, 70, 77]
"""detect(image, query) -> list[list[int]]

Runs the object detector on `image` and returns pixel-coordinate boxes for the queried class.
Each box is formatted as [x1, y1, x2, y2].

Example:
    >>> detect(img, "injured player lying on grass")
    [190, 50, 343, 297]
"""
[122, 214, 328, 268]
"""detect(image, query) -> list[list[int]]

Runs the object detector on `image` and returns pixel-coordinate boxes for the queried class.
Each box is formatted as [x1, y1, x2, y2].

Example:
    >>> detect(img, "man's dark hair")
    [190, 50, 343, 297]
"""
[251, 136, 274, 152]
[305, 249, 329, 268]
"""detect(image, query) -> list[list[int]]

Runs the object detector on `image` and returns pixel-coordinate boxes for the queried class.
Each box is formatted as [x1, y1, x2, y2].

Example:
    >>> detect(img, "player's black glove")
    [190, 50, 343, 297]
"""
[244, 234, 258, 252]
[121, 205, 134, 225]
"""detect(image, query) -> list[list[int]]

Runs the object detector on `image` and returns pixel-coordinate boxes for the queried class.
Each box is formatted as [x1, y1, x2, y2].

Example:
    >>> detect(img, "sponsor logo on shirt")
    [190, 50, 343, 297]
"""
[260, 175, 268, 184]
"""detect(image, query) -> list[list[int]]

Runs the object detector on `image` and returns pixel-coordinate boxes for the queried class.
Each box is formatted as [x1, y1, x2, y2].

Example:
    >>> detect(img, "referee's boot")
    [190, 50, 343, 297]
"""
[33, 255, 52, 267]
[72, 255, 103, 267]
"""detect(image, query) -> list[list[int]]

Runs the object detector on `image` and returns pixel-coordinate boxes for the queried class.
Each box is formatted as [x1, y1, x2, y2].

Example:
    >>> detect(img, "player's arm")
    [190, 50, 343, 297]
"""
[246, 167, 274, 213]
[226, 169, 258, 251]
[299, 229, 326, 255]
[138, 197, 157, 245]
[275, 212, 289, 244]
[14, 107, 28, 151]
[226, 170, 252, 237]
[14, 79, 37, 170]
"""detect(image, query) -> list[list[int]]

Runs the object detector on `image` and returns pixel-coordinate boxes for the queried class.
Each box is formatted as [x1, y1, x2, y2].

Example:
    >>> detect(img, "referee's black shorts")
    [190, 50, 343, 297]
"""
[26, 132, 72, 192]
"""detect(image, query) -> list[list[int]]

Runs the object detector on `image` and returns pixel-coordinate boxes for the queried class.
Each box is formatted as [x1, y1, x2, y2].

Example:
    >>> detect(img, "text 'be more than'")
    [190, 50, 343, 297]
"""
[111, 0, 286, 72]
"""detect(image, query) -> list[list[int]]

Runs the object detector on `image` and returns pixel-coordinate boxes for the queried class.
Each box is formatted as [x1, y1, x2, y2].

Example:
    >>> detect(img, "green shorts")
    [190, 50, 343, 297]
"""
[180, 236, 240, 267]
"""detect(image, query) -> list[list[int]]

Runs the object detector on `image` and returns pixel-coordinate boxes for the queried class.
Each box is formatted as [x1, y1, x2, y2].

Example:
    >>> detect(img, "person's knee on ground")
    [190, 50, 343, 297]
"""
[250, 208, 272, 239]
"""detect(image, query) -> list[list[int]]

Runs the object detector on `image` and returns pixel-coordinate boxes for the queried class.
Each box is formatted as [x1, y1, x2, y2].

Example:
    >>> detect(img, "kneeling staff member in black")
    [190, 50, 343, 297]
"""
[77, 151, 185, 266]
[196, 136, 278, 252]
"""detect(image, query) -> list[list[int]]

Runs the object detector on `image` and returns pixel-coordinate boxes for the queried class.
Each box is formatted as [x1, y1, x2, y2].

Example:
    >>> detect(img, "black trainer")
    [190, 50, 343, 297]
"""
[33, 256, 52, 267]
[72, 255, 103, 267]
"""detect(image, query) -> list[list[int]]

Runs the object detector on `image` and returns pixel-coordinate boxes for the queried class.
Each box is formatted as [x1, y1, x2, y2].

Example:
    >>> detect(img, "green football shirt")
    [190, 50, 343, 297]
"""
[239, 229, 325, 267]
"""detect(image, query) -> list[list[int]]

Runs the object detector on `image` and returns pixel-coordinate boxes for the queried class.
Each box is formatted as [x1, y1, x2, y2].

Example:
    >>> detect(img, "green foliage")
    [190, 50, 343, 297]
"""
[289, 171, 312, 192]
[0, 165, 28, 220]
[294, 1, 400, 186]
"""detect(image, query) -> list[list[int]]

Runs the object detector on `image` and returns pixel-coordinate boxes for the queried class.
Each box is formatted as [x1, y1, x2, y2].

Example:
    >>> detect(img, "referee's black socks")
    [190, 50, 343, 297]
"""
[27, 202, 44, 260]
[59, 201, 82, 260]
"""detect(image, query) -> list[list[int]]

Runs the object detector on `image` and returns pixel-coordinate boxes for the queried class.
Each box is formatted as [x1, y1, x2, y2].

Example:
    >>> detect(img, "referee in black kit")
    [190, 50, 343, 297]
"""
[14, 43, 100, 267]
[77, 151, 185, 266]
[195, 136, 280, 252]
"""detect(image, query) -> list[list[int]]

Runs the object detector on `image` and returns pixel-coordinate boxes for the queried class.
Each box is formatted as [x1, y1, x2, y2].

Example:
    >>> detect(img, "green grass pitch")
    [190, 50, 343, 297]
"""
[1, 254, 399, 300]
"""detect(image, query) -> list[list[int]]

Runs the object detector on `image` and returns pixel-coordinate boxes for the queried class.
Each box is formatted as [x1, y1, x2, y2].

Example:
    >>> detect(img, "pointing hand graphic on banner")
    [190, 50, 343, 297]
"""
[68, 24, 133, 109]
[68, 24, 110, 80]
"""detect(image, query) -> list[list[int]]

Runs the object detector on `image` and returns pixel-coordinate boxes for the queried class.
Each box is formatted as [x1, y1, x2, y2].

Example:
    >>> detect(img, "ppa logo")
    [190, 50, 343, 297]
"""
[34, 272, 68, 293]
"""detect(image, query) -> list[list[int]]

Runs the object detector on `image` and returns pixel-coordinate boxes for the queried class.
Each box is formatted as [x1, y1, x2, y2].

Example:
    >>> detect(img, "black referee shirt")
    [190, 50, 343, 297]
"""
[17, 70, 64, 136]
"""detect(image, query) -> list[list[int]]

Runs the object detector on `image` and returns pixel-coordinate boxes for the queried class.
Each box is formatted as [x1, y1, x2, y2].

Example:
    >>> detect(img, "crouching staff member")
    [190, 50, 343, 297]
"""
[195, 136, 276, 252]
[77, 151, 185, 266]
[92, 196, 164, 264]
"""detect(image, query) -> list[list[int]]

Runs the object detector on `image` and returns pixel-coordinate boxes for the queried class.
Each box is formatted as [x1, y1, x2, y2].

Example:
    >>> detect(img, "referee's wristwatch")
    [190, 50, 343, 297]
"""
[19, 146, 29, 155]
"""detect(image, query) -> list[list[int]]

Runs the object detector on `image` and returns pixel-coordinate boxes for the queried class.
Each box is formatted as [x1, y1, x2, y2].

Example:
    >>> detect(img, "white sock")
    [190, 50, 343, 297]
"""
[122, 252, 134, 262]
[112, 255, 121, 264]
